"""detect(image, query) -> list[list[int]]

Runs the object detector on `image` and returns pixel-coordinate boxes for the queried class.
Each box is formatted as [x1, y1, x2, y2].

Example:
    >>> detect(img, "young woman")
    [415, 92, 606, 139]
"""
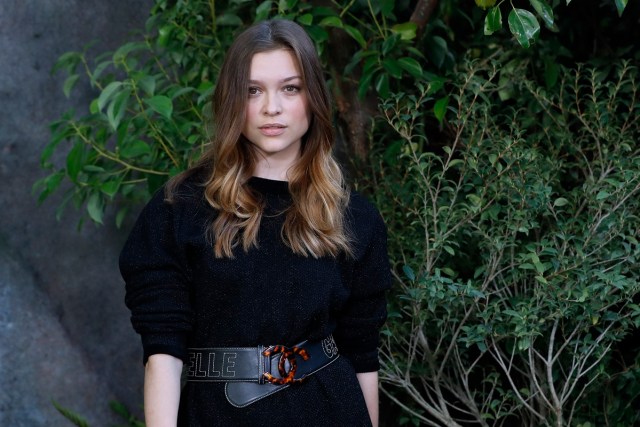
[120, 19, 391, 427]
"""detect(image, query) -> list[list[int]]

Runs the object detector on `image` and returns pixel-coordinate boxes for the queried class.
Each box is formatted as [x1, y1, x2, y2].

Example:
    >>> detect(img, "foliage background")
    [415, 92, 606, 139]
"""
[39, 0, 640, 425]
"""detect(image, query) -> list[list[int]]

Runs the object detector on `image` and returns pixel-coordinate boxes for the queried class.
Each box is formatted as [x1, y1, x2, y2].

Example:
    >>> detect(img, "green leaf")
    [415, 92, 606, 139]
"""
[615, 0, 628, 16]
[255, 1, 272, 21]
[137, 75, 156, 97]
[113, 41, 147, 63]
[596, 191, 610, 200]
[484, 7, 502, 35]
[508, 8, 540, 48]
[434, 96, 449, 123]
[380, 0, 394, 16]
[403, 265, 416, 281]
[318, 16, 343, 28]
[297, 13, 313, 26]
[107, 90, 130, 130]
[382, 59, 403, 79]
[63, 74, 80, 98]
[120, 140, 152, 158]
[357, 69, 375, 99]
[426, 36, 448, 69]
[529, 0, 554, 28]
[344, 25, 366, 49]
[52, 401, 90, 427]
[97, 81, 123, 111]
[216, 14, 243, 26]
[391, 22, 418, 40]
[145, 95, 173, 119]
[553, 197, 569, 207]
[87, 193, 104, 224]
[66, 143, 84, 181]
[101, 180, 120, 198]
[397, 57, 423, 78]
[375, 73, 390, 98]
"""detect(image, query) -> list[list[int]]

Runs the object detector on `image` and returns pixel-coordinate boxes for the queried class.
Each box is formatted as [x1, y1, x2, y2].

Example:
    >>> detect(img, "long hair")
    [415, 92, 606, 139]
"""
[167, 19, 351, 259]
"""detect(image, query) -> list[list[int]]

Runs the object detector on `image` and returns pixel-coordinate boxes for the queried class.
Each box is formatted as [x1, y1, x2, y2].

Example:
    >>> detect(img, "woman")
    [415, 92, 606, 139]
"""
[120, 19, 391, 427]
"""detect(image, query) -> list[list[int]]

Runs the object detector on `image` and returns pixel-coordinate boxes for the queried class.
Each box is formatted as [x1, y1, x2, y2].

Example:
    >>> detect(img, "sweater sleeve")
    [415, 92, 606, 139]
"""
[335, 199, 392, 373]
[120, 189, 193, 365]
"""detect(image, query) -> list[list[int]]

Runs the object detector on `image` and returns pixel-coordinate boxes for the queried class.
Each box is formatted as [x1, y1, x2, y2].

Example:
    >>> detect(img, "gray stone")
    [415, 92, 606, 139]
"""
[0, 1, 153, 425]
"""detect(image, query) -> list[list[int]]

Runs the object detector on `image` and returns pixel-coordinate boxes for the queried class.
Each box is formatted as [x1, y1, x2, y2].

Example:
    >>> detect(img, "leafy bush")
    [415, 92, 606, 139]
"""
[372, 56, 640, 426]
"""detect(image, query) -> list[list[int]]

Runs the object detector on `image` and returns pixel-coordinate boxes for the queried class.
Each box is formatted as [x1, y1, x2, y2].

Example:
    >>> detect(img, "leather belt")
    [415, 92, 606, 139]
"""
[186, 335, 340, 407]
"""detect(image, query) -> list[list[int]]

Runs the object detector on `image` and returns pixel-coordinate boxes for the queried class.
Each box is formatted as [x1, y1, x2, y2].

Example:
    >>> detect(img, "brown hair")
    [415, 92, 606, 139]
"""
[167, 19, 351, 258]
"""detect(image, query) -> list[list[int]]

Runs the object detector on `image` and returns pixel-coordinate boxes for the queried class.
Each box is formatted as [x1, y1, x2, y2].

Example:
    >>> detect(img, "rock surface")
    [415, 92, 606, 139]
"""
[0, 1, 153, 425]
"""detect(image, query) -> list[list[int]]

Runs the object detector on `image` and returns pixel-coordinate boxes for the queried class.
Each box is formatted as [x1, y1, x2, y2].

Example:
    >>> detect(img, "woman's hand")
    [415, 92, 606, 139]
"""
[356, 371, 379, 427]
[144, 354, 183, 427]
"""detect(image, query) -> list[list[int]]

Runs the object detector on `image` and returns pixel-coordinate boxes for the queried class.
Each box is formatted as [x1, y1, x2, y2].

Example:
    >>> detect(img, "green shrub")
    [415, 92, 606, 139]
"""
[372, 56, 640, 426]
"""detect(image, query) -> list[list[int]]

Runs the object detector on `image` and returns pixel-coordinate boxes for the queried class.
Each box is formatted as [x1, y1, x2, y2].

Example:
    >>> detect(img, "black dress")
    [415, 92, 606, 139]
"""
[120, 175, 392, 426]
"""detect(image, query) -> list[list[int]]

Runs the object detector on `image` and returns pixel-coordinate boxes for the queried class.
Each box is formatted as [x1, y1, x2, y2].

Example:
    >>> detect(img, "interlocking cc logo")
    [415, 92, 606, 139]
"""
[321, 335, 339, 358]
[262, 345, 310, 385]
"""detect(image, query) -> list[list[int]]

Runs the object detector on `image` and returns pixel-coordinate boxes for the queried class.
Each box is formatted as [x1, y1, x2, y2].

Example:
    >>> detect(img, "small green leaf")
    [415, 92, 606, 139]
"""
[529, 0, 554, 28]
[382, 59, 403, 79]
[297, 13, 313, 26]
[318, 16, 343, 28]
[391, 22, 418, 40]
[484, 7, 502, 35]
[615, 0, 628, 16]
[344, 25, 366, 49]
[426, 36, 448, 69]
[434, 96, 449, 123]
[216, 14, 243, 26]
[145, 95, 173, 119]
[508, 8, 540, 48]
[443, 245, 455, 255]
[107, 90, 129, 130]
[403, 265, 416, 281]
[375, 73, 390, 98]
[553, 197, 569, 207]
[397, 57, 423, 78]
[596, 191, 610, 200]
[120, 140, 151, 158]
[63, 74, 80, 98]
[87, 193, 104, 224]
[101, 180, 120, 198]
[535, 275, 548, 285]
[475, 0, 497, 9]
[255, 1, 272, 21]
[157, 25, 172, 47]
[52, 400, 90, 427]
[137, 75, 156, 97]
[66, 143, 84, 181]
[97, 81, 123, 111]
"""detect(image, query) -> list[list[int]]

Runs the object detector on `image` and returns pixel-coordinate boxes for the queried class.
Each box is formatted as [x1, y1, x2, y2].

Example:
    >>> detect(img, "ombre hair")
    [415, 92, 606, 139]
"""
[167, 19, 351, 259]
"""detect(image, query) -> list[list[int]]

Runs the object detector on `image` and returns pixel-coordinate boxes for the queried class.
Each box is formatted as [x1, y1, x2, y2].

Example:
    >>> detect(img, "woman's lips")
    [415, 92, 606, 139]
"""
[259, 124, 286, 136]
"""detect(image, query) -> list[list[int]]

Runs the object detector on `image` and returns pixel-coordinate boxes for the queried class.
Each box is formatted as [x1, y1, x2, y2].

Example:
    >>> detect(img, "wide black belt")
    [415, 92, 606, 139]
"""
[186, 335, 340, 407]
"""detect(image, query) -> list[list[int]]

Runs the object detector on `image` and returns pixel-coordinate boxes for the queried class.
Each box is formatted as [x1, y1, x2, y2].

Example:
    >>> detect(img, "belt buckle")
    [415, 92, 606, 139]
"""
[261, 344, 310, 385]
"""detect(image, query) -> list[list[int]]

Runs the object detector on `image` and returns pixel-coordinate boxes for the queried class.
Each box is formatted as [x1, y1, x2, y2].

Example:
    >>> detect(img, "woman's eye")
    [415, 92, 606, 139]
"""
[248, 87, 260, 96]
[283, 85, 300, 93]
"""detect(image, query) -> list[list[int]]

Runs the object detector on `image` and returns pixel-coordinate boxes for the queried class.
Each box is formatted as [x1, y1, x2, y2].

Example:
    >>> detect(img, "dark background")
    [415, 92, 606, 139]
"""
[0, 1, 152, 425]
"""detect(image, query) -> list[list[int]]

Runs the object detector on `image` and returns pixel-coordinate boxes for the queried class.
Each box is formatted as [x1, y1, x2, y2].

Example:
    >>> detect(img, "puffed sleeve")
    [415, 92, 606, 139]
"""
[335, 196, 392, 373]
[120, 188, 193, 365]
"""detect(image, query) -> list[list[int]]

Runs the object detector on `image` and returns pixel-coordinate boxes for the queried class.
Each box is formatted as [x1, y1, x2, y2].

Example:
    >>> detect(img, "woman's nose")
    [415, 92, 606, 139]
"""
[263, 93, 282, 115]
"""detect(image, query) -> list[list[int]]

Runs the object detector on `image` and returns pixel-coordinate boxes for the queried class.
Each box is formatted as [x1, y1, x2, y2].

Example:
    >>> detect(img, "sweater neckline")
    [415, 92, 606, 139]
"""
[248, 176, 290, 195]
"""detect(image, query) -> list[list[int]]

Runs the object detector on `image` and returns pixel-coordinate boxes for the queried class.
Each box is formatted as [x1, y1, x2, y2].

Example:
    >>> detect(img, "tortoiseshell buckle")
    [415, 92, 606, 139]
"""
[261, 345, 310, 385]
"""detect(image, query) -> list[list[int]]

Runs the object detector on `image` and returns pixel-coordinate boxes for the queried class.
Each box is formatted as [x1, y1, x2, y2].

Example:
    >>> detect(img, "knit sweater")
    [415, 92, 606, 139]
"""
[120, 175, 391, 426]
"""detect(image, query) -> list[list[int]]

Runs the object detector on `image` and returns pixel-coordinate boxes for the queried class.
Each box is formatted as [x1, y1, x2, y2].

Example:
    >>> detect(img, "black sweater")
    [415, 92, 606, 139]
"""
[120, 176, 391, 425]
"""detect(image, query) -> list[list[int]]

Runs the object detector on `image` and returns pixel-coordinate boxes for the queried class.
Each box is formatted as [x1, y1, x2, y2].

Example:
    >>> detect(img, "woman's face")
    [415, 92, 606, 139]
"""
[242, 48, 310, 178]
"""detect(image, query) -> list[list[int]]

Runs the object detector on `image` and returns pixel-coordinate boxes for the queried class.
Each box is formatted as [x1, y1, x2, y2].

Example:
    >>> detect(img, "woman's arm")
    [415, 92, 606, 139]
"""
[144, 354, 183, 427]
[356, 371, 379, 427]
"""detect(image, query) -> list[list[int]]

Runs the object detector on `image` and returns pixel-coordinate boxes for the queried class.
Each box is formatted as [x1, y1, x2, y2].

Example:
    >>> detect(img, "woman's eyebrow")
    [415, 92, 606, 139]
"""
[248, 75, 302, 84]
